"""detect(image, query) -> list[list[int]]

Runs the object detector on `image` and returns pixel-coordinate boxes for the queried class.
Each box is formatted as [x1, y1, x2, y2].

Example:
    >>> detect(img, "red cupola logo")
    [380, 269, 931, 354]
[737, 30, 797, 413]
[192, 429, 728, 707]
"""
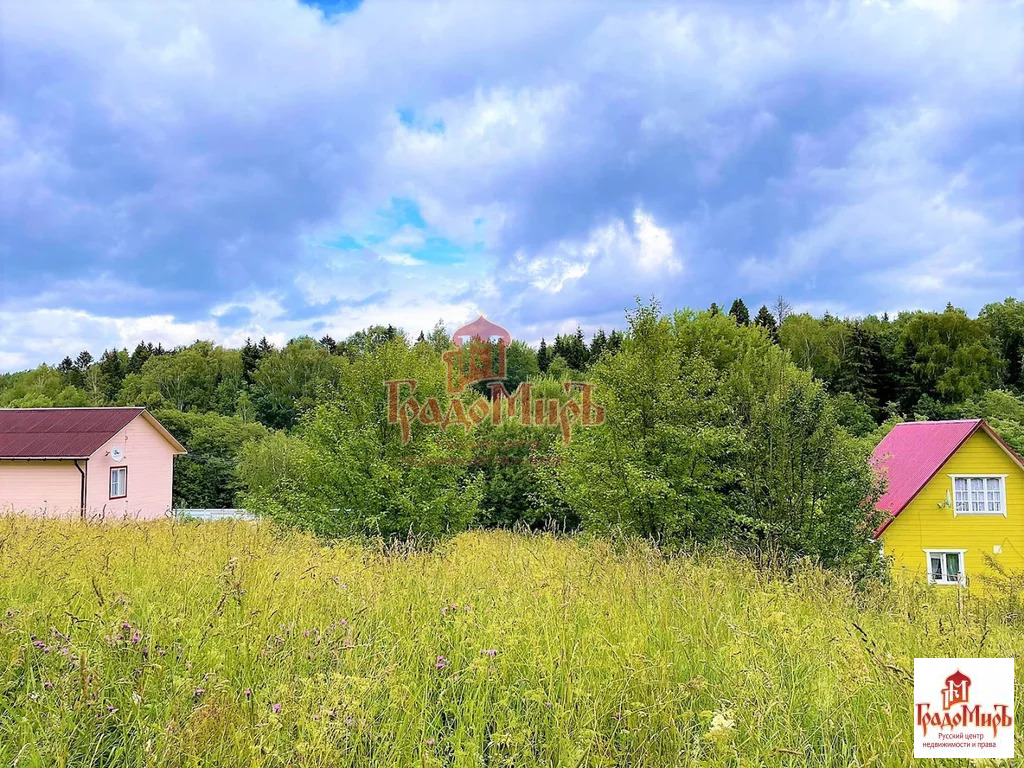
[942, 670, 971, 709]
[450, 315, 511, 348]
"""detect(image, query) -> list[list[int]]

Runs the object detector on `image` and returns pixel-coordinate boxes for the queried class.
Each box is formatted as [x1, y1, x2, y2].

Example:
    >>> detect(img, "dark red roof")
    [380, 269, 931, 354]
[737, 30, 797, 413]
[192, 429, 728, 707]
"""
[872, 419, 1024, 536]
[0, 408, 145, 458]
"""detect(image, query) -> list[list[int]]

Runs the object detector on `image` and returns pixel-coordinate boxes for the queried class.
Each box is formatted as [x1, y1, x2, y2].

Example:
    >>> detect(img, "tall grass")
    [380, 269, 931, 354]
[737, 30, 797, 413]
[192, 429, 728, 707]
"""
[0, 518, 1019, 767]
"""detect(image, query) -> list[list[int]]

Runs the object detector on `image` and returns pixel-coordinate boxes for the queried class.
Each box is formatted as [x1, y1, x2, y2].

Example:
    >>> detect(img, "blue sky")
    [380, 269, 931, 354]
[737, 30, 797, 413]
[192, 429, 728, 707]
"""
[0, 0, 1021, 371]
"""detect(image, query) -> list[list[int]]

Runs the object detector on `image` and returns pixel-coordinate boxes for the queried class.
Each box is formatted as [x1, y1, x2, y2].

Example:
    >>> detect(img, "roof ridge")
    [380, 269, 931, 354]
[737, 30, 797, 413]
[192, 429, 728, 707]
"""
[0, 406, 144, 411]
[892, 418, 981, 426]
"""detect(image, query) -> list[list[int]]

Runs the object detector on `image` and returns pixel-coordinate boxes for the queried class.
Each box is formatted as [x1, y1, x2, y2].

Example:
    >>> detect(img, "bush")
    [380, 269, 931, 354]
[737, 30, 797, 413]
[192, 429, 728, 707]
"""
[153, 410, 268, 508]
[240, 338, 481, 539]
[556, 303, 884, 572]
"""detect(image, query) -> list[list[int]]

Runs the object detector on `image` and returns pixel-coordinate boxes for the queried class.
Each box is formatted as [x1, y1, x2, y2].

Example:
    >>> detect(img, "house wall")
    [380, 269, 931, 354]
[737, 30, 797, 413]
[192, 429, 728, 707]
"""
[0, 460, 83, 516]
[85, 415, 177, 520]
[882, 430, 1024, 586]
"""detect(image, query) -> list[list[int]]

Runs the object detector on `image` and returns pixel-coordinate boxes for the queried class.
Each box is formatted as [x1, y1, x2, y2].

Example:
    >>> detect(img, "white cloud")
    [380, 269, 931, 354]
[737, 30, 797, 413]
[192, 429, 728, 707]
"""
[738, 104, 1022, 302]
[378, 252, 425, 267]
[515, 207, 680, 295]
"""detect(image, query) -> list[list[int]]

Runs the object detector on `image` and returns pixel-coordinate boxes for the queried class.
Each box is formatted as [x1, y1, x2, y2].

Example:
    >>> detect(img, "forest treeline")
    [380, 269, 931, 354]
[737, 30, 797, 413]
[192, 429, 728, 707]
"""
[1, 298, 1022, 570]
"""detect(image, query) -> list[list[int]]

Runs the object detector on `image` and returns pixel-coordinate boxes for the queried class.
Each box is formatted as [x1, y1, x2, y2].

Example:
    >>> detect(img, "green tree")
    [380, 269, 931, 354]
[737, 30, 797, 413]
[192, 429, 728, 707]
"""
[537, 339, 550, 372]
[241, 338, 481, 539]
[120, 341, 243, 414]
[251, 337, 342, 429]
[154, 410, 268, 508]
[556, 304, 740, 543]
[980, 298, 1024, 389]
[97, 348, 129, 404]
[425, 320, 451, 353]
[0, 366, 90, 408]
[502, 340, 539, 394]
[552, 329, 589, 371]
[753, 305, 778, 340]
[728, 298, 750, 326]
[318, 335, 338, 355]
[241, 337, 263, 385]
[897, 306, 1001, 405]
[127, 342, 162, 376]
[546, 355, 569, 380]
[557, 304, 884, 571]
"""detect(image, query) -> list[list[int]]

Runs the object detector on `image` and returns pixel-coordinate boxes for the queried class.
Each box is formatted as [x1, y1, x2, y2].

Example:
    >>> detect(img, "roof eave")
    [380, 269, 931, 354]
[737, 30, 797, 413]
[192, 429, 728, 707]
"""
[0, 456, 90, 461]
[138, 410, 187, 454]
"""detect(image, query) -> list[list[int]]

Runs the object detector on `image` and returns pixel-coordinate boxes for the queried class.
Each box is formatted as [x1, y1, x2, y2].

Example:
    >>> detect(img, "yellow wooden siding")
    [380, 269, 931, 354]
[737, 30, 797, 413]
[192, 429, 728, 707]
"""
[882, 430, 1024, 587]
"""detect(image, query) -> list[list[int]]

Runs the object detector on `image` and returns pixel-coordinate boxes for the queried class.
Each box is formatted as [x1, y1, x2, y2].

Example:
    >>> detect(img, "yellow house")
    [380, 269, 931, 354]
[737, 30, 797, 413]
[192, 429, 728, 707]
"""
[873, 419, 1024, 587]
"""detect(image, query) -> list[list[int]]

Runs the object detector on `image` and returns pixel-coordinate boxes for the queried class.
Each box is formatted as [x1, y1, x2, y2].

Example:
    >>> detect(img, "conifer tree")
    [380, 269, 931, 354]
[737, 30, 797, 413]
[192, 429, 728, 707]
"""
[754, 305, 778, 340]
[537, 338, 550, 372]
[590, 328, 608, 360]
[728, 299, 750, 325]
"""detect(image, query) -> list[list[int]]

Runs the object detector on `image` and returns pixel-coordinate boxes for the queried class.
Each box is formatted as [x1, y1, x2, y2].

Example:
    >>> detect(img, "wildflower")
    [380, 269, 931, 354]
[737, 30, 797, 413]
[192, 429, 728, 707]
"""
[193, 688, 205, 698]
[426, 738, 435, 746]
[545, 701, 552, 707]
[131, 633, 141, 644]
[107, 706, 118, 713]
[707, 709, 736, 743]
[271, 703, 282, 713]
[244, 688, 252, 698]
[482, 649, 497, 657]
[614, 712, 622, 720]
[435, 655, 449, 670]
[6, 610, 13, 617]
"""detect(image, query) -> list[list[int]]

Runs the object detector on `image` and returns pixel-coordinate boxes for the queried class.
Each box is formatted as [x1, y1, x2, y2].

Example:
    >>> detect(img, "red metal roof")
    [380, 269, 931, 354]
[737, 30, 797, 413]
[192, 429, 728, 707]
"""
[0, 407, 145, 458]
[871, 419, 1024, 536]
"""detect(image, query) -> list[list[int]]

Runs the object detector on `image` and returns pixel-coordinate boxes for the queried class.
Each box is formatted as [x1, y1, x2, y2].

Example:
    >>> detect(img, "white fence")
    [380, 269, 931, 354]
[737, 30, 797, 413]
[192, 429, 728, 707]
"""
[174, 508, 254, 521]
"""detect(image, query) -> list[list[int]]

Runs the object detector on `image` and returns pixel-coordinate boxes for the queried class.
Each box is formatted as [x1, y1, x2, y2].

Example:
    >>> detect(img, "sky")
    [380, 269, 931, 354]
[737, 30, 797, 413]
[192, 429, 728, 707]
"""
[0, 0, 1021, 372]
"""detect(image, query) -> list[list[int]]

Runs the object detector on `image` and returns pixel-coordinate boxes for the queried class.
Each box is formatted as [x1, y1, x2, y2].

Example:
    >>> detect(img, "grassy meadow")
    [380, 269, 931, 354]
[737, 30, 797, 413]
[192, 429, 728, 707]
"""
[0, 518, 1021, 767]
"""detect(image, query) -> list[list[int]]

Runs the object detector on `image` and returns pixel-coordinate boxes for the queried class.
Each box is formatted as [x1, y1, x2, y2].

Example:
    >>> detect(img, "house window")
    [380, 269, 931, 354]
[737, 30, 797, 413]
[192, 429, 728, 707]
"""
[951, 475, 1006, 515]
[925, 550, 965, 585]
[110, 466, 128, 499]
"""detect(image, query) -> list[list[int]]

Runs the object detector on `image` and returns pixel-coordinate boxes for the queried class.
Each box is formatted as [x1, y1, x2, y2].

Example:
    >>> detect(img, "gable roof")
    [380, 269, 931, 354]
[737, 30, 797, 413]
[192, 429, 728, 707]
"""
[0, 407, 185, 459]
[872, 419, 1024, 537]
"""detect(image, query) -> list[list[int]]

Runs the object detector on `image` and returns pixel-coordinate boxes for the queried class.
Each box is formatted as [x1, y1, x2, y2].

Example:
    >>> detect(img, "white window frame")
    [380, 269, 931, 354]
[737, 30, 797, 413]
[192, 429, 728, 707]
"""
[949, 474, 1007, 516]
[924, 549, 966, 586]
[109, 466, 128, 499]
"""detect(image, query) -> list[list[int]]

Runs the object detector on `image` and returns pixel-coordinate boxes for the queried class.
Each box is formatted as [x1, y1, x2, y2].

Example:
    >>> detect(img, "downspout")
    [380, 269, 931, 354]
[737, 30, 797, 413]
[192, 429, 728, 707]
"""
[73, 460, 87, 519]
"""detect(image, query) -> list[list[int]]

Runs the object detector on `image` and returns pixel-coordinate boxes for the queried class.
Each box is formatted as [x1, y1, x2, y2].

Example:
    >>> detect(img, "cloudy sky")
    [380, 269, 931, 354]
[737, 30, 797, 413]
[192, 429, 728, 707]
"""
[0, 0, 1021, 371]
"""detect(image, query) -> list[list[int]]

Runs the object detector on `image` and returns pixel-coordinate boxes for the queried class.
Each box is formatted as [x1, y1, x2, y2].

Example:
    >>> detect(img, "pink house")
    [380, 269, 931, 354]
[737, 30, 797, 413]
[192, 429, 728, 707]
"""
[0, 408, 186, 520]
